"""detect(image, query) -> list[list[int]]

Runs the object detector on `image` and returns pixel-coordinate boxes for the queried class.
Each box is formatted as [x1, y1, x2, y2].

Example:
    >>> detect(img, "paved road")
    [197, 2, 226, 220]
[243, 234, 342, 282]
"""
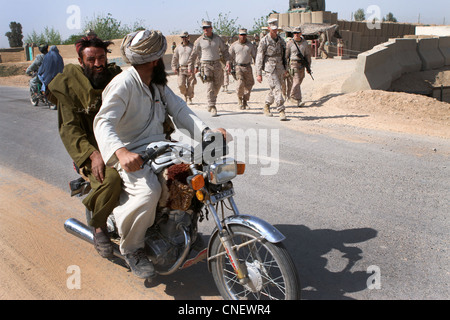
[0, 85, 449, 300]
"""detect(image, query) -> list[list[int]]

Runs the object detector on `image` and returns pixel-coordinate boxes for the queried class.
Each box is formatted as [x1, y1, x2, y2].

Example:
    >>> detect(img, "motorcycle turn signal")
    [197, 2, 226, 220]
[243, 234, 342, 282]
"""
[187, 174, 205, 191]
[236, 162, 246, 175]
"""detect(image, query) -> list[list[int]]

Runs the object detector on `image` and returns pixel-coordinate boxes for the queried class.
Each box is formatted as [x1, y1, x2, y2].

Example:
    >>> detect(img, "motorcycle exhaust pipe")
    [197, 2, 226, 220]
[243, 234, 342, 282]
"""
[64, 218, 123, 258]
[64, 218, 94, 244]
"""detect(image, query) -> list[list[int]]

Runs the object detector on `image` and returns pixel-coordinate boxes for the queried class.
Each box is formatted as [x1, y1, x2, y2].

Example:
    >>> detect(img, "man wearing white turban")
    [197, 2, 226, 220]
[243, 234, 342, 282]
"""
[94, 30, 217, 279]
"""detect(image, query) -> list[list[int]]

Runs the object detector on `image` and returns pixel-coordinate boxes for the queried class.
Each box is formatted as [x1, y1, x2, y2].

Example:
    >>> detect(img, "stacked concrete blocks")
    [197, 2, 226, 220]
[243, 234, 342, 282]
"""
[438, 36, 450, 66]
[389, 38, 422, 74]
[341, 44, 395, 93]
[417, 37, 445, 70]
[278, 13, 290, 29]
[341, 36, 448, 93]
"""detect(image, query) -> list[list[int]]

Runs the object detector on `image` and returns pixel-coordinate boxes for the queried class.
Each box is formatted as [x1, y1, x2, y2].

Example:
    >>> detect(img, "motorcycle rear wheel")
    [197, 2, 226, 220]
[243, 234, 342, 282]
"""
[210, 225, 300, 300]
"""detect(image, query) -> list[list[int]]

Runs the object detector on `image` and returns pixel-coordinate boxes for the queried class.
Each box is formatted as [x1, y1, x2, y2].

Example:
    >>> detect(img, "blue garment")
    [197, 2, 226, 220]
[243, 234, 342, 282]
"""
[38, 46, 64, 92]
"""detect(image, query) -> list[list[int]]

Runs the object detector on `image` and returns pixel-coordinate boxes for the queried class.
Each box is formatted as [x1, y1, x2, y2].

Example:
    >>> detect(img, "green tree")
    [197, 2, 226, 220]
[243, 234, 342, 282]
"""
[63, 16, 146, 45]
[383, 12, 398, 22]
[24, 30, 45, 45]
[5, 21, 23, 47]
[196, 12, 241, 37]
[79, 13, 147, 41]
[25, 27, 62, 45]
[249, 11, 278, 36]
[83, 13, 124, 40]
[213, 12, 241, 37]
[354, 8, 366, 21]
[63, 33, 85, 45]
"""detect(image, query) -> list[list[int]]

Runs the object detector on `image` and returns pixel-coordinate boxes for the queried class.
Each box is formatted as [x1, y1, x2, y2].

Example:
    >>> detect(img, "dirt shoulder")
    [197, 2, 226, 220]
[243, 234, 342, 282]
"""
[1, 58, 449, 140]
[0, 165, 221, 299]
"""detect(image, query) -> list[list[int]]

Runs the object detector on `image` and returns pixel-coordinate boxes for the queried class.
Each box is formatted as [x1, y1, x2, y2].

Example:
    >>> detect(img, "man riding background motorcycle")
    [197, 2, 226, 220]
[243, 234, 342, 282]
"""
[26, 44, 48, 99]
[38, 45, 64, 110]
[48, 35, 123, 259]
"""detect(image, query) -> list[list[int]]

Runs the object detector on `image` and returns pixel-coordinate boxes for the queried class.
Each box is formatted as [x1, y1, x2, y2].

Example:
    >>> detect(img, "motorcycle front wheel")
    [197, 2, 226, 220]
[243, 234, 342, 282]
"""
[210, 225, 300, 300]
[30, 88, 39, 106]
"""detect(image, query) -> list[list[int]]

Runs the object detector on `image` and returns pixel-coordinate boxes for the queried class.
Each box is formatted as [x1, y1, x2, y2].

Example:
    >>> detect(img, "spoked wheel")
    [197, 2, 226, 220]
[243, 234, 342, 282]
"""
[210, 225, 300, 300]
[30, 88, 39, 106]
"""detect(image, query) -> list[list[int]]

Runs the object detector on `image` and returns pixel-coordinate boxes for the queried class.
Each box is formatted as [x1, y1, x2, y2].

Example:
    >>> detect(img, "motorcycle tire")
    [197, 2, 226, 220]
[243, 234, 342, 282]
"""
[30, 90, 39, 106]
[209, 225, 300, 300]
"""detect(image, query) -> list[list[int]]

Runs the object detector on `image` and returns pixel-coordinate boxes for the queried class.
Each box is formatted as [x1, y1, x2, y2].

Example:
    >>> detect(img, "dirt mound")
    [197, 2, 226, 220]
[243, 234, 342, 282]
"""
[329, 90, 449, 121]
[390, 66, 450, 94]
[0, 62, 28, 77]
[0, 62, 31, 87]
[0, 75, 29, 88]
[318, 90, 450, 138]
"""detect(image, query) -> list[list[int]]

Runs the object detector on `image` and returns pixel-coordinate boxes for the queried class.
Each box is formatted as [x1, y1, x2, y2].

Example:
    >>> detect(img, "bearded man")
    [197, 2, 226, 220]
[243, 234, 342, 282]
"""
[48, 36, 122, 259]
[94, 30, 226, 279]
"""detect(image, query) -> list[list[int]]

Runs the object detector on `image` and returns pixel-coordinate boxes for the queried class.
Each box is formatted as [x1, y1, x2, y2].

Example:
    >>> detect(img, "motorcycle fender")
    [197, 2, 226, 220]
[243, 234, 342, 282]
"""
[207, 215, 285, 272]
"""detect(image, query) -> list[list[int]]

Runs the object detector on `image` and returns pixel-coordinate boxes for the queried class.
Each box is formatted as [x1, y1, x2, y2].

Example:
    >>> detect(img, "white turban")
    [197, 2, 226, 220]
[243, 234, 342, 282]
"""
[120, 30, 167, 65]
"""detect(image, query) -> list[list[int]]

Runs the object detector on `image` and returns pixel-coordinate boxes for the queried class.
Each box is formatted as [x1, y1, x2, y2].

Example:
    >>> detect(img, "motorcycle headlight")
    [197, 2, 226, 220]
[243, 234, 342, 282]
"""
[208, 158, 237, 185]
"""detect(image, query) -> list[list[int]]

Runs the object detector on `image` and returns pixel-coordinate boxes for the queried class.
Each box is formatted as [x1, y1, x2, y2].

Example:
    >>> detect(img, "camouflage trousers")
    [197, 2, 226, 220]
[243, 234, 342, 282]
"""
[201, 61, 224, 109]
[289, 61, 306, 102]
[264, 67, 286, 112]
[235, 65, 255, 102]
[177, 67, 197, 99]
[283, 73, 292, 100]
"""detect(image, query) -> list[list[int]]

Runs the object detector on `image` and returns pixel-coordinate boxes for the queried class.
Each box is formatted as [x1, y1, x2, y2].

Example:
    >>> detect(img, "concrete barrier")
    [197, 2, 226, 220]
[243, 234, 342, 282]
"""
[382, 42, 403, 81]
[438, 36, 450, 66]
[341, 44, 394, 92]
[342, 36, 448, 93]
[389, 38, 422, 74]
[416, 37, 445, 70]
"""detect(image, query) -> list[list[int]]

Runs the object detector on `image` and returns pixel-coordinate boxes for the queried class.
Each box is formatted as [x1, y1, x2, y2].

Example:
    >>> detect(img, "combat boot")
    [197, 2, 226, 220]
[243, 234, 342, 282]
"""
[279, 110, 287, 121]
[239, 98, 245, 110]
[263, 104, 272, 117]
[210, 106, 218, 117]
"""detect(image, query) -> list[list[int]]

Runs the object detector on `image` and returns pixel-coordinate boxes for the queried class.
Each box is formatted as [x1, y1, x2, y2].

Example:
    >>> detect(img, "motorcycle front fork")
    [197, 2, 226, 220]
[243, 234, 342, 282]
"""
[207, 197, 249, 284]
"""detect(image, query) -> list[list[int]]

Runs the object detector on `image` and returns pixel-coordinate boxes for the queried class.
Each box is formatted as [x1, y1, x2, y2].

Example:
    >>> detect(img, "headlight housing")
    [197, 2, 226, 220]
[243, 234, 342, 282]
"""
[208, 158, 237, 184]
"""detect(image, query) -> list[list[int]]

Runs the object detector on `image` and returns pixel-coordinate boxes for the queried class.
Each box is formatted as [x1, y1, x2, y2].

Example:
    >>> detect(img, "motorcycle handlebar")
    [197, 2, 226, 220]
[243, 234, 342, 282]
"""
[140, 144, 171, 168]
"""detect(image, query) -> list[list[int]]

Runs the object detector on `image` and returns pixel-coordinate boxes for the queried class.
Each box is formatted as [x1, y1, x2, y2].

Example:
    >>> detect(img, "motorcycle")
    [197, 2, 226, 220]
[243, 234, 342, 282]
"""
[64, 132, 300, 300]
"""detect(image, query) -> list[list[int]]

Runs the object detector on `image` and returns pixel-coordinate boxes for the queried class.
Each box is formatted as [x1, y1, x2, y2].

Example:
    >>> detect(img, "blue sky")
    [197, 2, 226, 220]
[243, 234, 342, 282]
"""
[1, 0, 449, 48]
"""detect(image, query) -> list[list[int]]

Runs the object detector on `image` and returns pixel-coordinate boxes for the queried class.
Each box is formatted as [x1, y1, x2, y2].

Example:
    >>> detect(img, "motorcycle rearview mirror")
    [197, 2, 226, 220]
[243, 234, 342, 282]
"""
[202, 131, 228, 164]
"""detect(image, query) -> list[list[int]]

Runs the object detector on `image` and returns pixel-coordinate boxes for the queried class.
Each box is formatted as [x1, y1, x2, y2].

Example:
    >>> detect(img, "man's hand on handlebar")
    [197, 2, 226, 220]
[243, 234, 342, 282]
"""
[212, 128, 232, 143]
[115, 147, 144, 173]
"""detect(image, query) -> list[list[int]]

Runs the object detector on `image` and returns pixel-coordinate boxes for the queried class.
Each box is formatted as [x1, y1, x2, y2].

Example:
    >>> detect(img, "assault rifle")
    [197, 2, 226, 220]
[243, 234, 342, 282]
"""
[293, 40, 314, 81]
